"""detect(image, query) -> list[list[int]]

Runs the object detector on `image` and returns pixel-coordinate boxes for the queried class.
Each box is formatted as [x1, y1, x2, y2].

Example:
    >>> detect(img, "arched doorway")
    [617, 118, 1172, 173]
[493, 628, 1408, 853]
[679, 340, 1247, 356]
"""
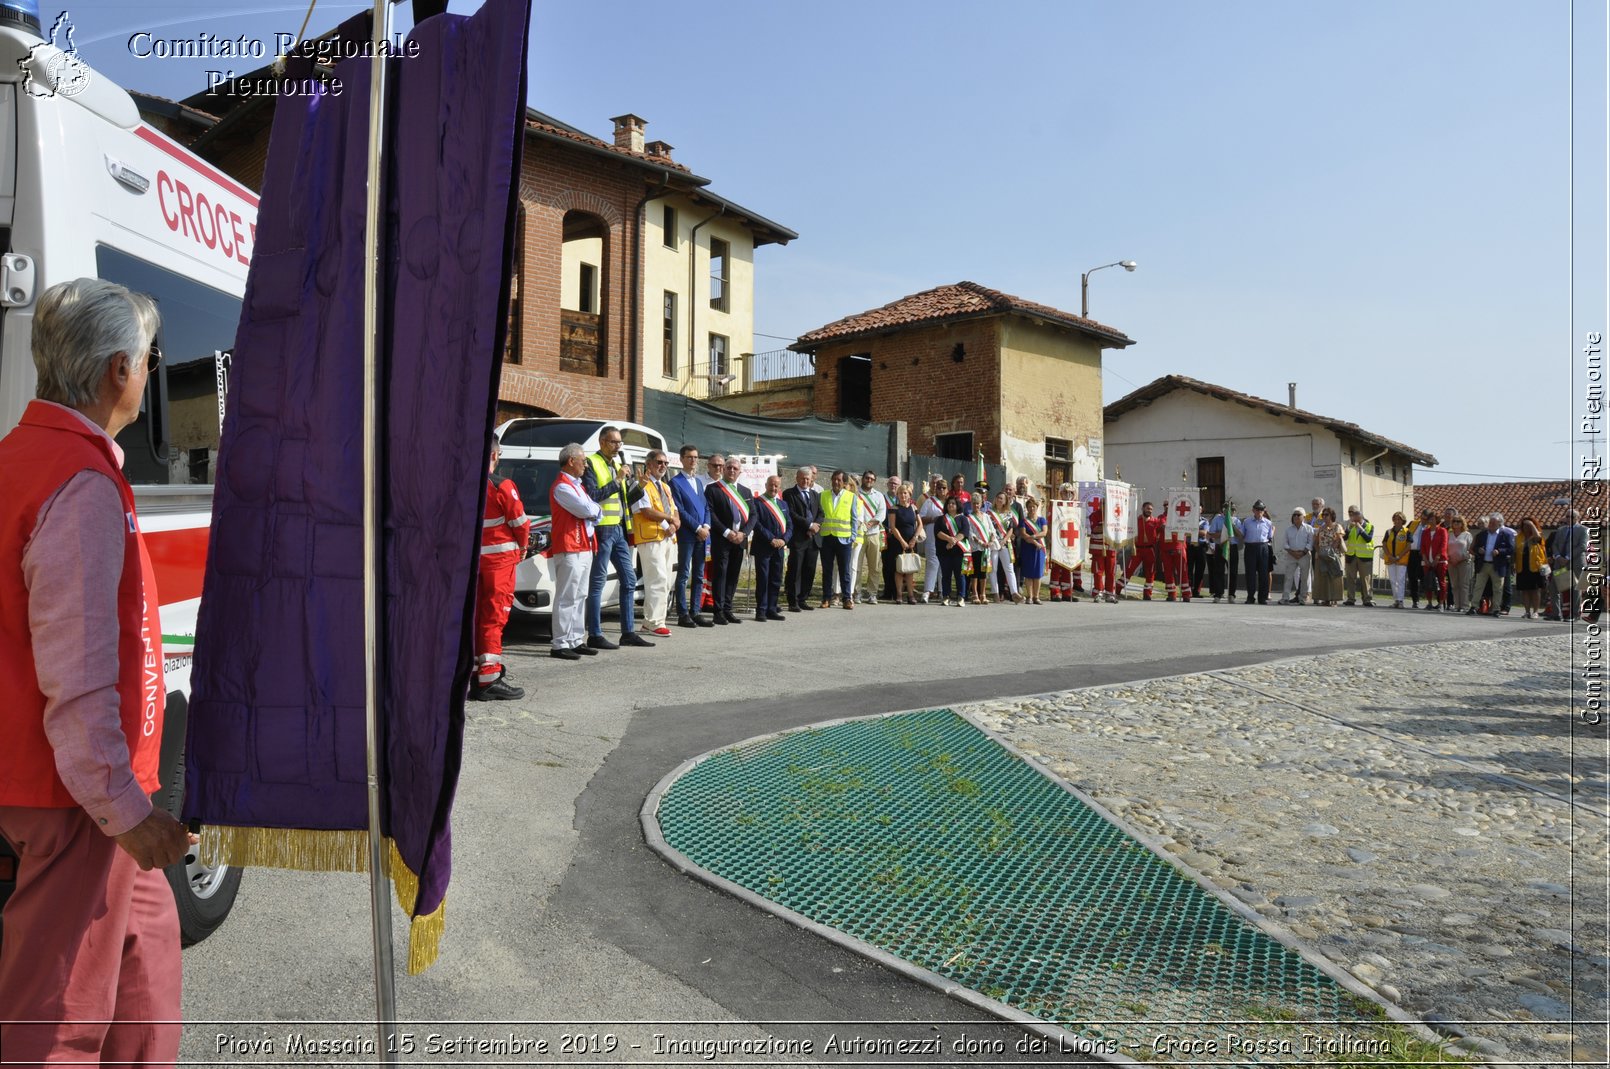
[560, 210, 609, 376]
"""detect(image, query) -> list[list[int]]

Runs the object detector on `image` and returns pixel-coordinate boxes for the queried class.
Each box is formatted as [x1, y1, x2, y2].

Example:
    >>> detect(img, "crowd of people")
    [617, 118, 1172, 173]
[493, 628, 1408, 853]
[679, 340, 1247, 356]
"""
[473, 429, 1597, 697]
[1198, 498, 1589, 621]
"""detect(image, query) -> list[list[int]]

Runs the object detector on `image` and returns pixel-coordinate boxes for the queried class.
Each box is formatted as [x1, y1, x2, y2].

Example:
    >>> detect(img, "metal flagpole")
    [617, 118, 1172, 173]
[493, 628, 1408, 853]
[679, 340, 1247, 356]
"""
[360, 0, 399, 1058]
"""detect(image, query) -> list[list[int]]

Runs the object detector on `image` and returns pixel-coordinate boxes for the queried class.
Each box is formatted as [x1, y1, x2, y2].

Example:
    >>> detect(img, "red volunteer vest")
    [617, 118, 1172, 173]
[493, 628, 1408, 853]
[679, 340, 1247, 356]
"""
[0, 401, 164, 808]
[546, 471, 597, 556]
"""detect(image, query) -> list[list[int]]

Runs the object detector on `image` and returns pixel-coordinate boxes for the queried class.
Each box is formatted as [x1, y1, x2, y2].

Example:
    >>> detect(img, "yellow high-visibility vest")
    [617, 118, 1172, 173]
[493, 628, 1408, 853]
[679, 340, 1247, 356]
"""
[820, 490, 855, 540]
[1344, 520, 1375, 559]
[588, 453, 625, 526]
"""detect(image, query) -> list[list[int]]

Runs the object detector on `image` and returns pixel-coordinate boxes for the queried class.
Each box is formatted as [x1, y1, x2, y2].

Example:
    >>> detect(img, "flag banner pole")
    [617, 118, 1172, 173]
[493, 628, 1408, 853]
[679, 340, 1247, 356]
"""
[361, 0, 398, 1054]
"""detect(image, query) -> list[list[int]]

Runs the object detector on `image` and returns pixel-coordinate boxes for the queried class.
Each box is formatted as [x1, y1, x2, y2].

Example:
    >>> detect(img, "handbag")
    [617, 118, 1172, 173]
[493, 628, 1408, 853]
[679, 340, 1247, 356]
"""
[896, 552, 921, 574]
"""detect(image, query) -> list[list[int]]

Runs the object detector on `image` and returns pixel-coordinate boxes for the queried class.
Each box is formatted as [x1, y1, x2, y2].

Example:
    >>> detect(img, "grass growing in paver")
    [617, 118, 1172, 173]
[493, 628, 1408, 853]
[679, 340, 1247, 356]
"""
[656, 709, 1474, 1066]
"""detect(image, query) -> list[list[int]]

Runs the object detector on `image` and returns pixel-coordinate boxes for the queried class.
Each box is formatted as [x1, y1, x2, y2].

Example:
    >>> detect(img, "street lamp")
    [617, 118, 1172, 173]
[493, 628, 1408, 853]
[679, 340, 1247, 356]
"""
[1081, 260, 1137, 317]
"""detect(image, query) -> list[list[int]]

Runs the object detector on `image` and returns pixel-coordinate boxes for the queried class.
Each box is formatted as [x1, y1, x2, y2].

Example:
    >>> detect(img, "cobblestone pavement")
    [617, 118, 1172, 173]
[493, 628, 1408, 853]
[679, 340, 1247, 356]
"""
[965, 635, 1608, 1067]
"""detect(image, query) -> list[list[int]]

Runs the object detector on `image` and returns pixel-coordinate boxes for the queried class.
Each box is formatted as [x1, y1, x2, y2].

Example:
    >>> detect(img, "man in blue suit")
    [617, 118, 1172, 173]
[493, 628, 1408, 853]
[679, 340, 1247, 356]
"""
[1469, 512, 1515, 616]
[670, 444, 713, 628]
[704, 456, 756, 625]
[750, 474, 793, 621]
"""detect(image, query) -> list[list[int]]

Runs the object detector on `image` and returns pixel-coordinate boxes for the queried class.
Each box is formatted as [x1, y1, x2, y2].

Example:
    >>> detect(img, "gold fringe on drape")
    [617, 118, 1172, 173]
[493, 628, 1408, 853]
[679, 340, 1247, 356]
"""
[200, 825, 446, 974]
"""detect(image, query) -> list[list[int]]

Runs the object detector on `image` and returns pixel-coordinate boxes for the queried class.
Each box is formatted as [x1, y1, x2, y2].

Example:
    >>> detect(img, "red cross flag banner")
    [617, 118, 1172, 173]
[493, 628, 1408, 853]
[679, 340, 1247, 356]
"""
[1164, 487, 1202, 539]
[1049, 498, 1084, 569]
[1077, 479, 1131, 540]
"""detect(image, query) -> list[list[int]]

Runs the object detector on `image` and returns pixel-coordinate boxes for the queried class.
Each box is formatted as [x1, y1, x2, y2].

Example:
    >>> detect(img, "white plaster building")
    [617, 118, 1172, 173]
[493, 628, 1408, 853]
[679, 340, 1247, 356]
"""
[1103, 376, 1437, 572]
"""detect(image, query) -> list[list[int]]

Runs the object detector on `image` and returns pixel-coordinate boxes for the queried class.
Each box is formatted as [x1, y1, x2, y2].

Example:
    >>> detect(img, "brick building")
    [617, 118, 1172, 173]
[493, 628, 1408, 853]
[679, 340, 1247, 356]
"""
[789, 282, 1134, 487]
[145, 61, 792, 425]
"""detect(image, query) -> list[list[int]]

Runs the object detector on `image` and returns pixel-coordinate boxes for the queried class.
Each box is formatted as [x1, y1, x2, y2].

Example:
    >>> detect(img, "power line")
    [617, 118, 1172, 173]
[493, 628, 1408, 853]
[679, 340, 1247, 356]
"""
[1418, 470, 1571, 481]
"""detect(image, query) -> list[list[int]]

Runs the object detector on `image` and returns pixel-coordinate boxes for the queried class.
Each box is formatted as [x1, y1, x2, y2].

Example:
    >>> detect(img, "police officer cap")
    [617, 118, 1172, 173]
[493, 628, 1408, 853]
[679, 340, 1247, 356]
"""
[1252, 499, 1266, 511]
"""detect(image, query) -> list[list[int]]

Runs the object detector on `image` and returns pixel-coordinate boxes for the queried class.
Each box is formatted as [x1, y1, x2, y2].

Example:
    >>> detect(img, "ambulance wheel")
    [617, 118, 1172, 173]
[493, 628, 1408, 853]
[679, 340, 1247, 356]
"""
[167, 848, 243, 946]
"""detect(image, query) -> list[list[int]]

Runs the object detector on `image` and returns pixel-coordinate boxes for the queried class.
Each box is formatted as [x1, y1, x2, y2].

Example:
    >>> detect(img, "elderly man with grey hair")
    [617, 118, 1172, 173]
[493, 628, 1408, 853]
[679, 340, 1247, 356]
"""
[629, 447, 680, 636]
[0, 278, 192, 1065]
[548, 442, 603, 658]
[1468, 511, 1515, 616]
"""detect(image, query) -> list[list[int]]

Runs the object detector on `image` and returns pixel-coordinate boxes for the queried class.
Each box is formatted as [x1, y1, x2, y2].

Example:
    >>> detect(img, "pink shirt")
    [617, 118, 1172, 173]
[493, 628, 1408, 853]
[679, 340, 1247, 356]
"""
[20, 402, 152, 836]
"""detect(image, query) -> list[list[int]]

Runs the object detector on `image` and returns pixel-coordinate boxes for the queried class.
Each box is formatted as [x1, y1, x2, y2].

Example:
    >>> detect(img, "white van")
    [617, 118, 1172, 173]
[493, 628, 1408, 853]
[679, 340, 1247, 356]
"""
[493, 417, 668, 615]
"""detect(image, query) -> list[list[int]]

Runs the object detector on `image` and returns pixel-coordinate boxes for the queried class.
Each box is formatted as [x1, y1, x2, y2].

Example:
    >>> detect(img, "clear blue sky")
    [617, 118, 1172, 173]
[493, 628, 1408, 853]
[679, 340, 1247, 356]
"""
[61, 1, 1607, 484]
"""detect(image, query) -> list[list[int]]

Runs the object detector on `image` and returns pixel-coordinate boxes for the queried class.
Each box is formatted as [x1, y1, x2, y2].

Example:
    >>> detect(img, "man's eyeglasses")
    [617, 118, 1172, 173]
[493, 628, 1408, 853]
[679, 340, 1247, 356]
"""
[132, 345, 162, 373]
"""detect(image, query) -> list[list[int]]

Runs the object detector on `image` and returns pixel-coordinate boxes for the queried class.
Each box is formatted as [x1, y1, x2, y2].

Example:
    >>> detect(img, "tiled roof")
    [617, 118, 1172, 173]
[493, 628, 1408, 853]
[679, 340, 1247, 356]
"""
[1104, 374, 1438, 467]
[524, 110, 698, 177]
[1413, 481, 1576, 525]
[789, 281, 1135, 351]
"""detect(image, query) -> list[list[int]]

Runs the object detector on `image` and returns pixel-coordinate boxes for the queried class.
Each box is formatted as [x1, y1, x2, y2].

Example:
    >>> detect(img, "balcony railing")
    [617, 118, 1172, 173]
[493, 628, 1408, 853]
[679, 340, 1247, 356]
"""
[748, 347, 815, 386]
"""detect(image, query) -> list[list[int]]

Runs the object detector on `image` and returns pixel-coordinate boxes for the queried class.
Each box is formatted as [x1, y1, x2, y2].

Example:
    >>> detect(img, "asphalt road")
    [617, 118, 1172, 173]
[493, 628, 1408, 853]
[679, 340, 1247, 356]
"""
[180, 598, 1542, 1063]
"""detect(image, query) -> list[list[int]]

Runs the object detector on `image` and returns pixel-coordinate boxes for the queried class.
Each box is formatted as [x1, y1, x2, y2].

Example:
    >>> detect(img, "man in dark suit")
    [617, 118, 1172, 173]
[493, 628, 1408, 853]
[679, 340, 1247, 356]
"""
[750, 474, 794, 621]
[669, 444, 713, 628]
[782, 467, 821, 612]
[1469, 512, 1516, 616]
[704, 456, 755, 624]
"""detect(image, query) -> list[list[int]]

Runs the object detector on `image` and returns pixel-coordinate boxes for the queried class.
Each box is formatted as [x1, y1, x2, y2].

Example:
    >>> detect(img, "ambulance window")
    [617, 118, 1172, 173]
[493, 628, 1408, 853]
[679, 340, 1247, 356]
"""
[95, 246, 243, 485]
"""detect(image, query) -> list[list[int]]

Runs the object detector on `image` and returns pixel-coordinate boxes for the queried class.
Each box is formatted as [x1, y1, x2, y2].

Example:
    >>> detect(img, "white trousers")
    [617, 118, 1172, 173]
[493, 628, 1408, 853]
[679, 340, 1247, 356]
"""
[923, 524, 942, 593]
[1281, 554, 1310, 601]
[552, 551, 592, 650]
[639, 536, 675, 629]
[1387, 563, 1408, 602]
[988, 548, 1018, 595]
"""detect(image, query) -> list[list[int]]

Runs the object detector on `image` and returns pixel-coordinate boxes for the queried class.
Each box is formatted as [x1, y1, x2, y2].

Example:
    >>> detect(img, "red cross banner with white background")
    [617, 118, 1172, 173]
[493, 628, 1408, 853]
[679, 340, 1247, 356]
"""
[1076, 479, 1133, 540]
[1049, 498, 1083, 569]
[1164, 487, 1202, 538]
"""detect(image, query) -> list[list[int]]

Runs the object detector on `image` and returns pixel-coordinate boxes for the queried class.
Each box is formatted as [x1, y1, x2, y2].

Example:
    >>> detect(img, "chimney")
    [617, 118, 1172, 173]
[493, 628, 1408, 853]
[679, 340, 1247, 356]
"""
[1288, 382, 1297, 409]
[645, 139, 674, 161]
[610, 113, 646, 154]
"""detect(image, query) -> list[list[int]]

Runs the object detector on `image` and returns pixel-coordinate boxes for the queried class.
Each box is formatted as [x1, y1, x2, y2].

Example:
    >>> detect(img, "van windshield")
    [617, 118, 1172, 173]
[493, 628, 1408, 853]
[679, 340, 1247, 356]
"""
[497, 458, 560, 519]
[500, 420, 607, 448]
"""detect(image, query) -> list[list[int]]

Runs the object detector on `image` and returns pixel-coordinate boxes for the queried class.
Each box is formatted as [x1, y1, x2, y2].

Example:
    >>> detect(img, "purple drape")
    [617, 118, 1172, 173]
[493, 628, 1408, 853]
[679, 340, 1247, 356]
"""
[185, 0, 531, 944]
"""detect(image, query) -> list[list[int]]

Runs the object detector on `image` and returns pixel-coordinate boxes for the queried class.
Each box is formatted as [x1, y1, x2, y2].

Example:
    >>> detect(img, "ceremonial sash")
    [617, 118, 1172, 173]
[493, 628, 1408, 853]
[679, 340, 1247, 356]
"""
[719, 481, 750, 525]
[943, 514, 969, 551]
[758, 495, 786, 533]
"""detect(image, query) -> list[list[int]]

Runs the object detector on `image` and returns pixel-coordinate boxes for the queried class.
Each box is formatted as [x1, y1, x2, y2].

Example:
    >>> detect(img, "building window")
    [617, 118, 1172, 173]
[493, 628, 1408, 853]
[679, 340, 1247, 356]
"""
[709, 237, 729, 311]
[505, 204, 524, 365]
[1045, 437, 1072, 489]
[1197, 456, 1226, 514]
[934, 431, 974, 461]
[662, 204, 678, 249]
[662, 291, 677, 378]
[708, 333, 730, 395]
[578, 263, 597, 315]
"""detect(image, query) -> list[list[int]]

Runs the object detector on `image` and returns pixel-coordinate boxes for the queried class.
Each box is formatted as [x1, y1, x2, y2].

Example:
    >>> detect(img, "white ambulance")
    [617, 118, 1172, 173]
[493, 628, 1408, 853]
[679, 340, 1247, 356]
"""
[0, 1, 253, 943]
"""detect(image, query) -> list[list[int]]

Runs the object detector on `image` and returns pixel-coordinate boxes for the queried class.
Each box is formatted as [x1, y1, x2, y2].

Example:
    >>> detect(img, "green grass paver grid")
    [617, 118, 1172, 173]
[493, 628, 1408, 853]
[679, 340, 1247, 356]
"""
[657, 708, 1436, 1065]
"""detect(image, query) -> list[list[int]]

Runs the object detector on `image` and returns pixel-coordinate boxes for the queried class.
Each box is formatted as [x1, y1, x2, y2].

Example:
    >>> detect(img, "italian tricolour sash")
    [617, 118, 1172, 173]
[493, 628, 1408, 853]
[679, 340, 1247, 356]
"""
[719, 481, 750, 524]
[758, 495, 786, 532]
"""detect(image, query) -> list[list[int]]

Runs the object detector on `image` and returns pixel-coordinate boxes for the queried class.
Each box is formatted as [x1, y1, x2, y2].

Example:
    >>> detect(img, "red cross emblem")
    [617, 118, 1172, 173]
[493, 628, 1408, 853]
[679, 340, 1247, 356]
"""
[1060, 520, 1081, 547]
[1175, 499, 1193, 517]
[1113, 502, 1124, 520]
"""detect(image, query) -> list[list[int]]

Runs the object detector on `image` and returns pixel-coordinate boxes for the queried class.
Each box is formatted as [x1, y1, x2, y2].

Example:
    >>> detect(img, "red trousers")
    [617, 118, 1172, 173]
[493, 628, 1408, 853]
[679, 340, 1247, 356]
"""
[1162, 543, 1191, 600]
[1124, 545, 1159, 595]
[1089, 545, 1118, 594]
[475, 551, 518, 685]
[1048, 563, 1074, 597]
[0, 806, 181, 1068]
